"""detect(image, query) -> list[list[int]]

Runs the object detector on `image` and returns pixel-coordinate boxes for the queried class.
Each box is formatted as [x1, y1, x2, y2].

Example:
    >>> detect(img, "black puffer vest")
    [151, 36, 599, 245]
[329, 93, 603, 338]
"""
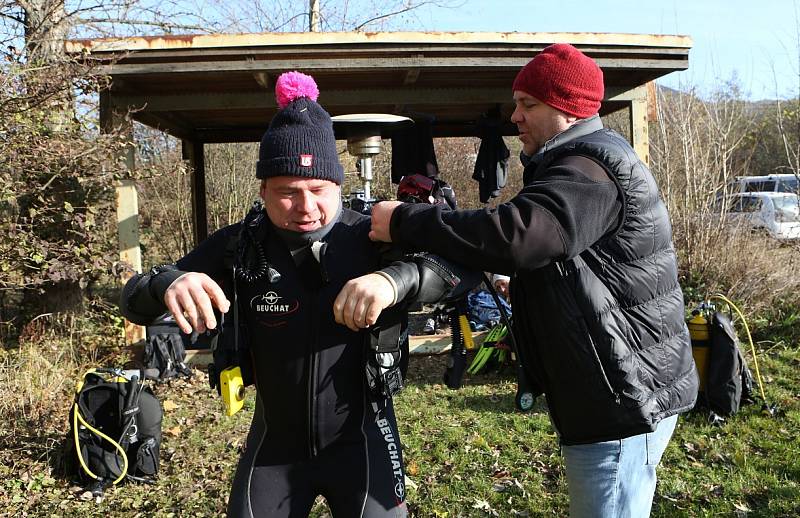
[512, 128, 698, 445]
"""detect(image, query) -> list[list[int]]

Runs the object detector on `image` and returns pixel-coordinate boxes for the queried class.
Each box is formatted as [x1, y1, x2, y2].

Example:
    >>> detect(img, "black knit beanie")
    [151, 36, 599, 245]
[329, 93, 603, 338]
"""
[256, 71, 344, 184]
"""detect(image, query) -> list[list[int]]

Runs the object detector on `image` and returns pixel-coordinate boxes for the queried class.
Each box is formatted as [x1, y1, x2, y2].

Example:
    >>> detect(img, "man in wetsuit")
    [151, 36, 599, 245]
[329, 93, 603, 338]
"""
[120, 72, 465, 518]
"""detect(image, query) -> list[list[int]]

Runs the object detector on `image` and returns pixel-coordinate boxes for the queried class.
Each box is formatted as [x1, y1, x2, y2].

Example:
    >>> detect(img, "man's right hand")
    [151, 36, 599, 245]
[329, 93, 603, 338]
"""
[163, 272, 230, 334]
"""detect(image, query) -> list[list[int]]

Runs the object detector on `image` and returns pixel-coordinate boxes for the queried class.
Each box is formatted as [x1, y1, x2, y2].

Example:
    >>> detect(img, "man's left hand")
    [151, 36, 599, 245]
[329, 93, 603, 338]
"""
[369, 201, 403, 242]
[333, 273, 396, 331]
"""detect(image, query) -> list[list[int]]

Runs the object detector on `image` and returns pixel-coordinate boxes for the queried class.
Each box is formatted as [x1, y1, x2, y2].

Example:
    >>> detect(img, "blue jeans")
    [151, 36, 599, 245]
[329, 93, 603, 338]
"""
[561, 414, 678, 518]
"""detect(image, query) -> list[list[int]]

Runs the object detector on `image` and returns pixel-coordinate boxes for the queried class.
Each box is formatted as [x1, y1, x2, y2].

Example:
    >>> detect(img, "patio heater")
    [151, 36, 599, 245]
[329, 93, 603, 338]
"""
[331, 114, 413, 209]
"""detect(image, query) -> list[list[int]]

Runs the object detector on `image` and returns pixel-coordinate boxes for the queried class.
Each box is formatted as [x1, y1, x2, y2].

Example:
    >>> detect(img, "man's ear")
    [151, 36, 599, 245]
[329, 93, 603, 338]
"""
[259, 179, 268, 201]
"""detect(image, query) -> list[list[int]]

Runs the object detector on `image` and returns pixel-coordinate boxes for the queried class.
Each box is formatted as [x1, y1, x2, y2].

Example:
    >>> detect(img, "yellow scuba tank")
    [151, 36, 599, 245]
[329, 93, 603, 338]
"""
[688, 310, 710, 392]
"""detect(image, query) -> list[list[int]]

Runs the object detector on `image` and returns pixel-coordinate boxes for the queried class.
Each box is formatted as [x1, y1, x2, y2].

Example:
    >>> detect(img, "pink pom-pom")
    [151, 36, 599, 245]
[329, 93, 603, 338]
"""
[275, 71, 319, 109]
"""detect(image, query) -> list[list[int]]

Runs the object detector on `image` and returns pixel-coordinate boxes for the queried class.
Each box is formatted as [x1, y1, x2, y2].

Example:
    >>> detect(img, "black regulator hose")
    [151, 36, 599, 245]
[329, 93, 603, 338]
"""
[235, 201, 278, 284]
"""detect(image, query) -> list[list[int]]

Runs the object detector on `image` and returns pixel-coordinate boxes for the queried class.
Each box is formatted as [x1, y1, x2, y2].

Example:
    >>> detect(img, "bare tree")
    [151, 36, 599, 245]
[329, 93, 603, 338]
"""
[651, 80, 754, 275]
[197, 0, 464, 34]
[767, 1, 800, 189]
[16, 0, 67, 63]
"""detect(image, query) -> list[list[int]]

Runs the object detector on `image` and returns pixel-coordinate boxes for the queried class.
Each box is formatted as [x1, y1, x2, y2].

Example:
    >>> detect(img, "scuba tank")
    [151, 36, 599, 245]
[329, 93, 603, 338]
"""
[688, 309, 711, 392]
[688, 296, 774, 420]
[443, 304, 470, 389]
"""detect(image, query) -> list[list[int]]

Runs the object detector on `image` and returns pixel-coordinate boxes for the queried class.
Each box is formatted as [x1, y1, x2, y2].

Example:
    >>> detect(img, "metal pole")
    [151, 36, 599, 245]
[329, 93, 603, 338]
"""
[360, 156, 373, 200]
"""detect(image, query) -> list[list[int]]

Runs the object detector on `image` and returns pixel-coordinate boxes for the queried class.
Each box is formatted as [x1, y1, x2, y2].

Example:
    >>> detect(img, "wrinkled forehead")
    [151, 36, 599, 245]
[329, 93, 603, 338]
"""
[513, 91, 541, 103]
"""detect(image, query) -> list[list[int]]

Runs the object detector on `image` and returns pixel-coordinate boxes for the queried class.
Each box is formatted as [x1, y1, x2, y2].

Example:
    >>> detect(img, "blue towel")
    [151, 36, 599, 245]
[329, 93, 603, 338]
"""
[466, 290, 512, 331]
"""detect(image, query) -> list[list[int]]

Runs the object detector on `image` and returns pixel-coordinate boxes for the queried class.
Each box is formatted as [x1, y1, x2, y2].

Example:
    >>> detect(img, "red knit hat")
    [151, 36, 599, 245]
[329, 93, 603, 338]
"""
[512, 43, 604, 118]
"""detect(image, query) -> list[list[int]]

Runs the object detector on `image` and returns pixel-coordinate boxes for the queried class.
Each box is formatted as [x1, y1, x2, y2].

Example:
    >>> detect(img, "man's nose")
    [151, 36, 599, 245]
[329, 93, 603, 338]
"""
[296, 191, 316, 213]
[510, 106, 522, 124]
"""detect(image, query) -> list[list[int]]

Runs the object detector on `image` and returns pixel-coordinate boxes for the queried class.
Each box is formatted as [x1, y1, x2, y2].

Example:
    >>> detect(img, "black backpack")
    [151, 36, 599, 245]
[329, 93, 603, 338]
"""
[66, 369, 162, 494]
[144, 313, 197, 380]
[703, 312, 755, 417]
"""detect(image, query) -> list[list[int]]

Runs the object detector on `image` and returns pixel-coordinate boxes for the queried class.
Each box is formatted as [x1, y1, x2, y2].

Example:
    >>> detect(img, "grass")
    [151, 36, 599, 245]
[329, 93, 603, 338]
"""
[0, 334, 798, 517]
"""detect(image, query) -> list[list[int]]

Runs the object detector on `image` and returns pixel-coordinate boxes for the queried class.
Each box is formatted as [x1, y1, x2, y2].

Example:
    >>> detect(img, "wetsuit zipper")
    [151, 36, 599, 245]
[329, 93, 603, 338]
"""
[413, 254, 459, 286]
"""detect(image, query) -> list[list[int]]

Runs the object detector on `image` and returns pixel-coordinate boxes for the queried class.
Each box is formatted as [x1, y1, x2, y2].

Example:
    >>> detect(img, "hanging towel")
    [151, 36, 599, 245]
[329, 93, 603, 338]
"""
[391, 116, 439, 183]
[472, 116, 509, 203]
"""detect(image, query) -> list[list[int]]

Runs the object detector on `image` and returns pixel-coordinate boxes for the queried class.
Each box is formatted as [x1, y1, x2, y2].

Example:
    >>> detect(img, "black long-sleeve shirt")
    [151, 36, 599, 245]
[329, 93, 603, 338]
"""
[390, 154, 623, 275]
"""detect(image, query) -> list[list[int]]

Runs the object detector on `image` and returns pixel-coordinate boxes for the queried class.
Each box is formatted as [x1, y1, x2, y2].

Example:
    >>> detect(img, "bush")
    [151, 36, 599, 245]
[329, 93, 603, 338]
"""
[0, 61, 186, 342]
[651, 82, 800, 317]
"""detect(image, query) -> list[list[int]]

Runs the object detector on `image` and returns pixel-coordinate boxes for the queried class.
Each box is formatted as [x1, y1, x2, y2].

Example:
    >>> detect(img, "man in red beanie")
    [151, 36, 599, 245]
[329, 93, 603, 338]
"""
[367, 43, 698, 517]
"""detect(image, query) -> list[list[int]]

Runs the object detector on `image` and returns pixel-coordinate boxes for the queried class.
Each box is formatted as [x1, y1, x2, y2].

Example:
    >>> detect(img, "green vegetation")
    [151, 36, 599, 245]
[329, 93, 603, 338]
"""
[1, 15, 800, 517]
[1, 321, 798, 516]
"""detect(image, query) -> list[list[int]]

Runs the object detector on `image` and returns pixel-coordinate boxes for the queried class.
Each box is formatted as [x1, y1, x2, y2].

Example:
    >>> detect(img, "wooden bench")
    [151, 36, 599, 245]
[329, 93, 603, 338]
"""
[172, 331, 489, 367]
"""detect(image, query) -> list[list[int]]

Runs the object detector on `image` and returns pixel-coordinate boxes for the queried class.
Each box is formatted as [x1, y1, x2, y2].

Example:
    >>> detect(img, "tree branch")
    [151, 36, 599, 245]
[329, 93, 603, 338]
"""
[76, 16, 213, 32]
[353, 3, 422, 31]
[352, 0, 464, 31]
[270, 11, 308, 32]
[0, 9, 24, 24]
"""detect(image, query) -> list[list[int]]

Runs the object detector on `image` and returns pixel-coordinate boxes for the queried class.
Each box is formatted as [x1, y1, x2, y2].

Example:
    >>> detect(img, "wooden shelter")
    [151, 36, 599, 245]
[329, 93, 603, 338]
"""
[67, 30, 691, 284]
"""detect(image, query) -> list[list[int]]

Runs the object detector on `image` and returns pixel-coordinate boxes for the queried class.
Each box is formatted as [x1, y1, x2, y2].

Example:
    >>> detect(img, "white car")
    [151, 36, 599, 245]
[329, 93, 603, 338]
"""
[730, 173, 799, 194]
[714, 192, 800, 240]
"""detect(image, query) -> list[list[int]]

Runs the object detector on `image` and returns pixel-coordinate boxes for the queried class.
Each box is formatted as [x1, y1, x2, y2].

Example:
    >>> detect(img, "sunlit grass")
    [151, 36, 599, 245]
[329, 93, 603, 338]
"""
[0, 332, 798, 517]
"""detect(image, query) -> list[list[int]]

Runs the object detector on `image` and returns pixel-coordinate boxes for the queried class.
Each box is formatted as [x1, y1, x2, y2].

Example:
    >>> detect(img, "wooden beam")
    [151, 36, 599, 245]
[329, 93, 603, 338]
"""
[182, 140, 208, 245]
[646, 81, 658, 121]
[114, 180, 142, 276]
[70, 44, 690, 64]
[114, 85, 648, 115]
[408, 331, 488, 355]
[100, 89, 145, 345]
[99, 56, 461, 75]
[403, 54, 423, 85]
[605, 85, 649, 102]
[94, 56, 688, 76]
[65, 31, 693, 55]
[113, 87, 514, 112]
[180, 331, 492, 364]
[191, 120, 519, 143]
[99, 91, 140, 276]
[626, 85, 650, 166]
[132, 111, 195, 141]
[195, 128, 267, 143]
[395, 60, 423, 113]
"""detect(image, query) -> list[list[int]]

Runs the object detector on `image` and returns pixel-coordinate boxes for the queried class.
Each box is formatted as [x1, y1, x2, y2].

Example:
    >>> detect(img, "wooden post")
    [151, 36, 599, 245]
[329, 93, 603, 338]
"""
[100, 90, 145, 345]
[628, 85, 650, 166]
[182, 139, 208, 245]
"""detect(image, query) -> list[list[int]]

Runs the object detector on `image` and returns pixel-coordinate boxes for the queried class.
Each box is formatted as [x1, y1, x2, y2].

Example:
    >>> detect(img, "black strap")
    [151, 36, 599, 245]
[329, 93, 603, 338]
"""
[155, 335, 172, 374]
[119, 375, 141, 448]
[233, 266, 239, 354]
[373, 320, 403, 353]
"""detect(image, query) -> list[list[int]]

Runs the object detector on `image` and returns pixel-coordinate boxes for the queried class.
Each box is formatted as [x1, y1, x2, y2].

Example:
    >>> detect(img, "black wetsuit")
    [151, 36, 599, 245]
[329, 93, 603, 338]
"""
[120, 208, 463, 517]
